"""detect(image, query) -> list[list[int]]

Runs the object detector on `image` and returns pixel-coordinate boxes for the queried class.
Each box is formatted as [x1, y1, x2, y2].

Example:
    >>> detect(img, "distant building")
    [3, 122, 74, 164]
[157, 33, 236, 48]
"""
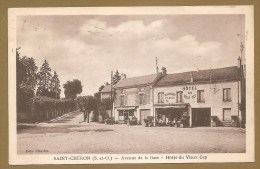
[100, 85, 112, 100]
[99, 84, 113, 119]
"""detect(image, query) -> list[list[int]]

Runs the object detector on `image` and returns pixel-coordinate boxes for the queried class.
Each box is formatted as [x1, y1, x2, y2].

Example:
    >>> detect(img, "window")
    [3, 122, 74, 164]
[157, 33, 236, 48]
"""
[129, 111, 134, 116]
[119, 111, 124, 121]
[139, 93, 145, 104]
[176, 91, 183, 103]
[223, 88, 231, 102]
[197, 90, 205, 103]
[223, 108, 231, 121]
[120, 95, 125, 106]
[158, 92, 164, 103]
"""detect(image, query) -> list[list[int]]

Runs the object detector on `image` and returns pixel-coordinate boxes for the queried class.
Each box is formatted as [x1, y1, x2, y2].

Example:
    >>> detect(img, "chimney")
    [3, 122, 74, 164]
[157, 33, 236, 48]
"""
[161, 67, 167, 76]
[190, 73, 193, 83]
[237, 56, 241, 68]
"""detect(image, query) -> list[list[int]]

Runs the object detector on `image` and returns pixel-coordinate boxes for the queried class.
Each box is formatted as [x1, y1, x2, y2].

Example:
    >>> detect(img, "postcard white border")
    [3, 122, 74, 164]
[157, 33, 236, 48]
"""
[8, 6, 254, 164]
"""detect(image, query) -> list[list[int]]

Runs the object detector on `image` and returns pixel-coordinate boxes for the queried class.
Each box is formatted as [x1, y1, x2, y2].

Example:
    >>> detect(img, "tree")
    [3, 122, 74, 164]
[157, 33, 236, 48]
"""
[112, 71, 126, 85]
[16, 48, 38, 120]
[77, 96, 97, 123]
[112, 70, 121, 85]
[20, 56, 38, 89]
[99, 85, 105, 92]
[63, 79, 82, 99]
[50, 71, 61, 99]
[16, 48, 26, 87]
[37, 60, 52, 96]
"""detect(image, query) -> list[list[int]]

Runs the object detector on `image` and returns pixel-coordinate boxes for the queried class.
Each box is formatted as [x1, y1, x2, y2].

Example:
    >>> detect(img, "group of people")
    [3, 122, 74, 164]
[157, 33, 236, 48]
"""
[158, 117, 181, 127]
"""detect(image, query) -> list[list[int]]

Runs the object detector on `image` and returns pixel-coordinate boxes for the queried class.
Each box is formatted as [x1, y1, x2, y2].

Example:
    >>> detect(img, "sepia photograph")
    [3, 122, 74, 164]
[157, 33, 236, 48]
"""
[8, 6, 254, 164]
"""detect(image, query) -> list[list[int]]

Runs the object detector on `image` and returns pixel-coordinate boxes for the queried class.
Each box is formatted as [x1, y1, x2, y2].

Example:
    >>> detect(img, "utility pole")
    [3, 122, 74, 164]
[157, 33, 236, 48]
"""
[111, 71, 113, 118]
[156, 57, 159, 75]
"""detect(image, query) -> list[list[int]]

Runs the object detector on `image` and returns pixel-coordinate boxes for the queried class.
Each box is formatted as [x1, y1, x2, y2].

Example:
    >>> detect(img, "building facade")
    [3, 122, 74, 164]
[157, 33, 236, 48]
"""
[113, 74, 159, 124]
[99, 85, 113, 120]
[100, 85, 112, 100]
[153, 66, 244, 127]
[110, 65, 245, 127]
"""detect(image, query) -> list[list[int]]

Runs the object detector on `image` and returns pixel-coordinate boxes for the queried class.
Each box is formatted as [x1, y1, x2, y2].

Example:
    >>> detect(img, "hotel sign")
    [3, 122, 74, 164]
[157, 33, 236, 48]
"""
[165, 92, 175, 103]
[183, 86, 197, 100]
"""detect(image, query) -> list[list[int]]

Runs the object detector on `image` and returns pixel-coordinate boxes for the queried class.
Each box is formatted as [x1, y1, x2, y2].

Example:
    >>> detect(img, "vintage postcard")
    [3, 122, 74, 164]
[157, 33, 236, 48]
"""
[8, 6, 254, 164]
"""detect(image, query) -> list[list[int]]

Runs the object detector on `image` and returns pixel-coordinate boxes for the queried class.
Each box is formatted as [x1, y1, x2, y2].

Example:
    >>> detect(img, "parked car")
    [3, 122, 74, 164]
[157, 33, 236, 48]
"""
[127, 116, 138, 126]
[104, 117, 115, 125]
[144, 116, 154, 127]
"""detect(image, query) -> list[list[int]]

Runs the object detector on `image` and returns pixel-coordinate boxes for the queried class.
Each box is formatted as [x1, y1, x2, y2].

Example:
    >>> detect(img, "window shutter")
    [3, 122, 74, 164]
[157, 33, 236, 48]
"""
[146, 86, 150, 104]
[136, 91, 139, 105]
[125, 95, 128, 105]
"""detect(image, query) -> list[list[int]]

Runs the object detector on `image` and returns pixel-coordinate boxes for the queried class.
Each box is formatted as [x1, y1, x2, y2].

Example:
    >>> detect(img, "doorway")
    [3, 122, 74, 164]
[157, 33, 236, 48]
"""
[192, 108, 211, 127]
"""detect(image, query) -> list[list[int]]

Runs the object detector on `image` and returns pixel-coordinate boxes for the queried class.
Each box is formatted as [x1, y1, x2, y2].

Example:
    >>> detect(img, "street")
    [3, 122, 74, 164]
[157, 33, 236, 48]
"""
[17, 111, 246, 154]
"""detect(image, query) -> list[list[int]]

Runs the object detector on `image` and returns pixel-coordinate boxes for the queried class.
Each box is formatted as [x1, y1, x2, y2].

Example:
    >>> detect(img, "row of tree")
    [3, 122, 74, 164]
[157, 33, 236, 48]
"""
[17, 47, 125, 123]
[16, 48, 83, 122]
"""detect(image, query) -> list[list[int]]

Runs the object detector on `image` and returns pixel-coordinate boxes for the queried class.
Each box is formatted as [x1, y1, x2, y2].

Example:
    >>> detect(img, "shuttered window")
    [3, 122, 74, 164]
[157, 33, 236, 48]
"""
[176, 91, 183, 103]
[197, 90, 205, 103]
[158, 92, 164, 103]
[223, 88, 231, 102]
[120, 95, 125, 106]
[139, 93, 145, 105]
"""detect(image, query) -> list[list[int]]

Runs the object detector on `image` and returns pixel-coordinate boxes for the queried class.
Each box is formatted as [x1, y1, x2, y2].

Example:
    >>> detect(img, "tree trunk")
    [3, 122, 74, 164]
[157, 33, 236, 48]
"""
[46, 109, 49, 120]
[87, 111, 90, 123]
[84, 111, 87, 122]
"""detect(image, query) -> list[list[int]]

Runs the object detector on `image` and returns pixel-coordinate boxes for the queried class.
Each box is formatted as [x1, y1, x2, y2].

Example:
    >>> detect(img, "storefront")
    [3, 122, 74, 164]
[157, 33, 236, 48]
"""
[154, 104, 191, 126]
[116, 107, 137, 124]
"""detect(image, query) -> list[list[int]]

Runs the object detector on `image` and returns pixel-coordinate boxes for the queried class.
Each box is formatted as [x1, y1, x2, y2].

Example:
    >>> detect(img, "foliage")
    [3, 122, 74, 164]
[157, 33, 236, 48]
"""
[98, 82, 110, 92]
[112, 70, 126, 85]
[36, 60, 52, 96]
[16, 48, 26, 87]
[16, 48, 38, 115]
[63, 79, 82, 99]
[77, 95, 97, 122]
[112, 70, 121, 85]
[17, 86, 34, 114]
[20, 56, 38, 89]
[31, 96, 76, 122]
[100, 98, 112, 110]
[50, 71, 61, 99]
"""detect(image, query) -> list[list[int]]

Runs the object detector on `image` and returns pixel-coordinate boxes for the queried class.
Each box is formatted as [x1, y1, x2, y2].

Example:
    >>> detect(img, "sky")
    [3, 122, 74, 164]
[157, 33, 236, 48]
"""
[16, 14, 245, 97]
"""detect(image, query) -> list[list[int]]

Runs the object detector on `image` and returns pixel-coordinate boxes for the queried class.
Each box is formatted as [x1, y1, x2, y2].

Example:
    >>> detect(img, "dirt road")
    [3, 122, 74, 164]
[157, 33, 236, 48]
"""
[17, 111, 246, 154]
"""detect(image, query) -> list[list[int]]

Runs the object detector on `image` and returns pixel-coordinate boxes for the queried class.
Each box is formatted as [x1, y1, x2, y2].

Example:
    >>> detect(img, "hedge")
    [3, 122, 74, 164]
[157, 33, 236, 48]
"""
[31, 96, 76, 122]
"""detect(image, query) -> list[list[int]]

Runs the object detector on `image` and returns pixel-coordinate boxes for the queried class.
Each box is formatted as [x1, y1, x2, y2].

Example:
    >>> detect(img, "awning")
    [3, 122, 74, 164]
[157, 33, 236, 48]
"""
[116, 106, 137, 110]
[154, 103, 189, 109]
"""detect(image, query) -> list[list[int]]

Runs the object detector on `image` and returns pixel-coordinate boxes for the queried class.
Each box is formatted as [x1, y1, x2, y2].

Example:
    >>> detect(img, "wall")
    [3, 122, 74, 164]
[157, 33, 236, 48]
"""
[154, 81, 241, 122]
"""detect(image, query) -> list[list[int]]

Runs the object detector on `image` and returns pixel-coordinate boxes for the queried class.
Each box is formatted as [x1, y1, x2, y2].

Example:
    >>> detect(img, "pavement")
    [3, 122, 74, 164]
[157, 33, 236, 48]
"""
[17, 110, 246, 154]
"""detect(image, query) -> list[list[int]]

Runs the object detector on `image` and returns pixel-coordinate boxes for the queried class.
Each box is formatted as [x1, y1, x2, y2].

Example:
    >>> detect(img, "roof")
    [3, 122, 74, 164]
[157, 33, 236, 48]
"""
[155, 66, 240, 87]
[100, 85, 112, 93]
[115, 74, 157, 88]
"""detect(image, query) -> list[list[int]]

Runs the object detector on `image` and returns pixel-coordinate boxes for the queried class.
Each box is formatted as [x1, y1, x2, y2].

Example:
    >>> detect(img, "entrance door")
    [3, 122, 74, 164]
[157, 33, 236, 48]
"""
[140, 109, 150, 124]
[124, 111, 129, 123]
[223, 108, 231, 121]
[192, 108, 211, 127]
